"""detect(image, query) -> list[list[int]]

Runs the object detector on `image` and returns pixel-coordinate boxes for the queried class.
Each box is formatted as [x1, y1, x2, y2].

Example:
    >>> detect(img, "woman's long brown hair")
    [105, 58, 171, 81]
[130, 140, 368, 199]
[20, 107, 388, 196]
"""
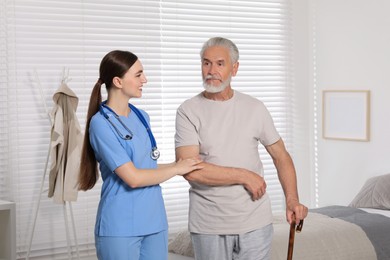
[78, 50, 138, 191]
[77, 81, 102, 191]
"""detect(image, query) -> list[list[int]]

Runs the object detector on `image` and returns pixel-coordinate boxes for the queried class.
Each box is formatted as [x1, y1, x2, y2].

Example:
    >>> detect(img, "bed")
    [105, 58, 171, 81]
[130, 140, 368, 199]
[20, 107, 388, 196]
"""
[168, 173, 390, 260]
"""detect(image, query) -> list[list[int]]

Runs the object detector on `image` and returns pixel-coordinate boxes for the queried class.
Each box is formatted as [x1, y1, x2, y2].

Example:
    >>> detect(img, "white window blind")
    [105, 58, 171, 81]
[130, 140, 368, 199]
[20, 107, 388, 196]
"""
[0, 0, 10, 201]
[0, 0, 292, 259]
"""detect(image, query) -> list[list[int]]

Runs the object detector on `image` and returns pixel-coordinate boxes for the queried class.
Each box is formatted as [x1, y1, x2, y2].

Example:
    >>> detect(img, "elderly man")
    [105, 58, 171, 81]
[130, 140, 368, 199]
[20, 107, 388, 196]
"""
[175, 37, 308, 260]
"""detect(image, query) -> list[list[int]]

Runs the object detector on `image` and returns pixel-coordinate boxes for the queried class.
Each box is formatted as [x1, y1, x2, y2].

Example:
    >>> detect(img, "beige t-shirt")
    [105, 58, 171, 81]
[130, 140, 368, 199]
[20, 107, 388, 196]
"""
[175, 90, 280, 234]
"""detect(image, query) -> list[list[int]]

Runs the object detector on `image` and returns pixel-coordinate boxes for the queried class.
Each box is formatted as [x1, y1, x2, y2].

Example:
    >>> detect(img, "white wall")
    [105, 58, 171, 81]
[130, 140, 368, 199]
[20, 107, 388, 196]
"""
[308, 0, 390, 206]
[291, 0, 312, 207]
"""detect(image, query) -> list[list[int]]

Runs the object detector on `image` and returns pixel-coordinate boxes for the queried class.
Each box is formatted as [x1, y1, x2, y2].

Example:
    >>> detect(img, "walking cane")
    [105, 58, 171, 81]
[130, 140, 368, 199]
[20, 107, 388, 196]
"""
[287, 217, 304, 260]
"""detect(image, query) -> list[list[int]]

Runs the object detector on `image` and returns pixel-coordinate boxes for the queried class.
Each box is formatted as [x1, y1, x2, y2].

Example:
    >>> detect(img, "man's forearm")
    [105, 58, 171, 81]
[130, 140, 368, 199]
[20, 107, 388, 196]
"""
[185, 161, 267, 200]
[184, 162, 246, 186]
[275, 152, 299, 202]
[176, 145, 266, 200]
[266, 139, 299, 202]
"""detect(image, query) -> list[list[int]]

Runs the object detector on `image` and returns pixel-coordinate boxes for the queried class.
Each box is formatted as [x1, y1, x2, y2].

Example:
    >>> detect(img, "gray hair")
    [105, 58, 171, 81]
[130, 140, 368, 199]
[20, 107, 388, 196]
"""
[200, 37, 239, 64]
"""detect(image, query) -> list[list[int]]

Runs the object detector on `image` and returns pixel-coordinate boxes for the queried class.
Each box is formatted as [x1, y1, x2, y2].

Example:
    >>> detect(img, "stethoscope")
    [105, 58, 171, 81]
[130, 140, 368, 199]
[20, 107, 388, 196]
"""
[99, 101, 160, 160]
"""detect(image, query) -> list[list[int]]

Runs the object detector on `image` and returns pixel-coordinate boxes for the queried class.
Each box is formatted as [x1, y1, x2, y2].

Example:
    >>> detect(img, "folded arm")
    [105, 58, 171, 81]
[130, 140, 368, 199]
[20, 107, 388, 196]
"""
[175, 145, 266, 200]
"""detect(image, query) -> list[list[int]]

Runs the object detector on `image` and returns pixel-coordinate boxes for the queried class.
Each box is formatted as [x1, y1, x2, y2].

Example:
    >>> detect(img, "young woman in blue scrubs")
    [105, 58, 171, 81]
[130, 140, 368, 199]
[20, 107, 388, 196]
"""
[78, 50, 202, 260]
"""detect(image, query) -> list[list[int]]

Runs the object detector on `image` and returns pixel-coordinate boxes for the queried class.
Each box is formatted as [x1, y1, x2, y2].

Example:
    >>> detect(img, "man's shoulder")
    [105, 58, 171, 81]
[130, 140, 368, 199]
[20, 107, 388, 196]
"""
[235, 90, 265, 106]
[180, 92, 204, 107]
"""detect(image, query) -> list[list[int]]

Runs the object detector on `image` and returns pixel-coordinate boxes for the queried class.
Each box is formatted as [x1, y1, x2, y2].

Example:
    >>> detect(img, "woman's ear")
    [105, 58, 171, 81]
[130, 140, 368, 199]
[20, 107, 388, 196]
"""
[112, 76, 123, 89]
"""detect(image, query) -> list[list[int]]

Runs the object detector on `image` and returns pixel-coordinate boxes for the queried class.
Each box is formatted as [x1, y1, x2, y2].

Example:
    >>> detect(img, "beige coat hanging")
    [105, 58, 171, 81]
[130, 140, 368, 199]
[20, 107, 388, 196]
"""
[48, 82, 83, 203]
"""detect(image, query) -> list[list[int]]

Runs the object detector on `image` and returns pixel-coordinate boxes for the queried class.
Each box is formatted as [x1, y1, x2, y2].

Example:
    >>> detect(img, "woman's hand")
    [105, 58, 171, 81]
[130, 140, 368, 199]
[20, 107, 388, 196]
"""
[174, 157, 203, 175]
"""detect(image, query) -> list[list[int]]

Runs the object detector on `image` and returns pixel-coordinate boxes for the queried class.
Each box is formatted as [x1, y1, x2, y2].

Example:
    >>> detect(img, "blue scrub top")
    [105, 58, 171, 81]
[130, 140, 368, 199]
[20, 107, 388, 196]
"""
[89, 105, 168, 237]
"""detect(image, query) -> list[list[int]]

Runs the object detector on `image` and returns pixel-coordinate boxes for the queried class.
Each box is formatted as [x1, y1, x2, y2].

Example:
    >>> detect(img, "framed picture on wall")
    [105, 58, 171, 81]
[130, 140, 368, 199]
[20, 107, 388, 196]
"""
[322, 90, 370, 141]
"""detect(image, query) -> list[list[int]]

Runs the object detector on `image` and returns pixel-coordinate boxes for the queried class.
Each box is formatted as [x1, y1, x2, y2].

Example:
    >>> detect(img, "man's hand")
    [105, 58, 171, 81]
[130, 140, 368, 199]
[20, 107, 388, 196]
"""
[241, 169, 267, 201]
[286, 198, 308, 225]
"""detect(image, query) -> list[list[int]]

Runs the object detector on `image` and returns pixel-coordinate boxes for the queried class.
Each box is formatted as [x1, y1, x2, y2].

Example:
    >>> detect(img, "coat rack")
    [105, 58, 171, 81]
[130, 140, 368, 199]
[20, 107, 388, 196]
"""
[26, 68, 80, 260]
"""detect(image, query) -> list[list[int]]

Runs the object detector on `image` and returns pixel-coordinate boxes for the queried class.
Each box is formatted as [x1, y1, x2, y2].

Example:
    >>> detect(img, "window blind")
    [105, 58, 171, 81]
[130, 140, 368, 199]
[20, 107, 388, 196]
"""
[1, 0, 292, 259]
[0, 0, 10, 201]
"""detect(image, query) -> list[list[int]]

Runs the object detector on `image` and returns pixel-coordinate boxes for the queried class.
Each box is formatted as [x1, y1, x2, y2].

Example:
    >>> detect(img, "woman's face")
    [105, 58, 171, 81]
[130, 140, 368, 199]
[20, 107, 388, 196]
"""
[120, 59, 147, 98]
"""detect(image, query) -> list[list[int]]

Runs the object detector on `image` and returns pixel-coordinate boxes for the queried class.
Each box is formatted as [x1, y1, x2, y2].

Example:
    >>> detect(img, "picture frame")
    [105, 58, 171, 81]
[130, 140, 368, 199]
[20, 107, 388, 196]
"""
[322, 90, 370, 141]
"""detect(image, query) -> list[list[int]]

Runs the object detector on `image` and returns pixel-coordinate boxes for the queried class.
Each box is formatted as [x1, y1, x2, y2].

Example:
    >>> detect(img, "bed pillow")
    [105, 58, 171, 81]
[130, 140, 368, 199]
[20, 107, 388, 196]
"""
[168, 229, 194, 257]
[349, 173, 390, 210]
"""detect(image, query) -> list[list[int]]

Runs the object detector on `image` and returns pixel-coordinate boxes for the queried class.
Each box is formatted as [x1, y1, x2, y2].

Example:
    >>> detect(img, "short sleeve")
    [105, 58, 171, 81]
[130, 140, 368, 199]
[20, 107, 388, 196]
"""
[174, 104, 200, 148]
[257, 101, 280, 146]
[89, 115, 131, 172]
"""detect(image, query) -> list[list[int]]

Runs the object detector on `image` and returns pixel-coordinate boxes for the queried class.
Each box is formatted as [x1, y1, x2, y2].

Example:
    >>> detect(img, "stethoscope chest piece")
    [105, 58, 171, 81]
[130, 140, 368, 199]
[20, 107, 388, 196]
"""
[151, 148, 160, 160]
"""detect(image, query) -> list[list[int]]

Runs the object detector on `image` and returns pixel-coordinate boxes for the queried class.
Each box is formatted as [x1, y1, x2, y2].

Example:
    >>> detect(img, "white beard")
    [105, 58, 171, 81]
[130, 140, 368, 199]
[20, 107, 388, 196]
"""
[203, 75, 231, 93]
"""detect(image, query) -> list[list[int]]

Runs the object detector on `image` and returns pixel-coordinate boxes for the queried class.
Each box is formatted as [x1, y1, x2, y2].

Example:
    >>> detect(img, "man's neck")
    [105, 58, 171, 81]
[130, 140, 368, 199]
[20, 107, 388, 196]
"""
[203, 87, 234, 101]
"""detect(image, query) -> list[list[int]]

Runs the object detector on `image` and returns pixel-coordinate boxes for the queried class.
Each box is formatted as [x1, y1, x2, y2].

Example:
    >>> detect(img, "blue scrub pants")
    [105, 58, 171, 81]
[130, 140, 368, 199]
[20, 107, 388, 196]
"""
[95, 230, 168, 260]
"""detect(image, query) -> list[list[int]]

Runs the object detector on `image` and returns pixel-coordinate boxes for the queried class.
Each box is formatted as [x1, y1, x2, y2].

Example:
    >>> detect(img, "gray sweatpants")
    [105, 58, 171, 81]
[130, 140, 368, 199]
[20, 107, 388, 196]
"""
[191, 224, 273, 260]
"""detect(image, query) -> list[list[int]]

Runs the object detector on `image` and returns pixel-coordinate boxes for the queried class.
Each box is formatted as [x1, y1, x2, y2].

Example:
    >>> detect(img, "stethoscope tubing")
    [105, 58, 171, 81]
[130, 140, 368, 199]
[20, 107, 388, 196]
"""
[99, 101, 160, 160]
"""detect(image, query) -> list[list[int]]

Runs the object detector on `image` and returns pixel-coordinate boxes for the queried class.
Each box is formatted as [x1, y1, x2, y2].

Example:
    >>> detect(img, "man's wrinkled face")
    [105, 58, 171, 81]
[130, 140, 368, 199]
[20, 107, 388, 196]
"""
[201, 46, 238, 93]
